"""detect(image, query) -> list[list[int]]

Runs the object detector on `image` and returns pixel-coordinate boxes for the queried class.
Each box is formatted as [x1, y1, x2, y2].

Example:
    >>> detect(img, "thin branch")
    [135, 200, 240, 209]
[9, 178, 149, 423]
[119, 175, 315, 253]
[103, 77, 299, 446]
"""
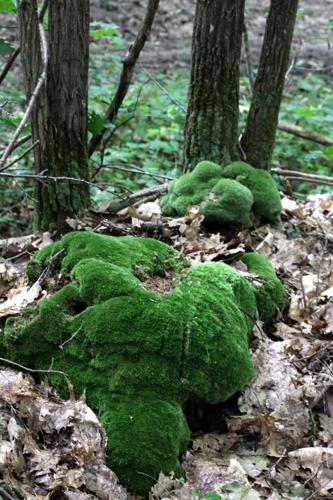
[0, 171, 127, 200]
[278, 121, 333, 147]
[143, 69, 186, 114]
[94, 163, 175, 181]
[0, 1, 48, 170]
[0, 1, 49, 87]
[272, 168, 333, 186]
[0, 47, 20, 86]
[88, 0, 160, 156]
[102, 182, 168, 213]
[0, 357, 67, 378]
[0, 140, 39, 172]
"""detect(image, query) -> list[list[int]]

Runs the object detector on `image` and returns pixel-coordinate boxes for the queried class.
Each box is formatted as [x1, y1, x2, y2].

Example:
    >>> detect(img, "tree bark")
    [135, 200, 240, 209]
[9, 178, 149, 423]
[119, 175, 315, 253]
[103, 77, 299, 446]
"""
[241, 0, 299, 170]
[183, 0, 245, 171]
[18, 0, 90, 230]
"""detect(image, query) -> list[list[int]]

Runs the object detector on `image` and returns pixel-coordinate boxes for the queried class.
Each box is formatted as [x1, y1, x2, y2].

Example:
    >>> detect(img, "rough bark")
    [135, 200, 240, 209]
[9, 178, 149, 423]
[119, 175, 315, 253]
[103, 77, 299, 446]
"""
[183, 0, 245, 171]
[18, 0, 90, 230]
[241, 0, 299, 169]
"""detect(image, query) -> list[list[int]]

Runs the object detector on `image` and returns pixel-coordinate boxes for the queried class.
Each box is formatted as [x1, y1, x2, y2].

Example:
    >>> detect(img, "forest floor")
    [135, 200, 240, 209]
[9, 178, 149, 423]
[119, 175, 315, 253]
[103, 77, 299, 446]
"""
[0, 191, 333, 499]
[90, 0, 333, 73]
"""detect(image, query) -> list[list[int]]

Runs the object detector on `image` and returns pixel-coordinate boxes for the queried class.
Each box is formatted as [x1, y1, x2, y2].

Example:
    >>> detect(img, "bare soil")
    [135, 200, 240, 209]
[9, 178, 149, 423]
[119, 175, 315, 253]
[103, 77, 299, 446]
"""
[91, 0, 333, 74]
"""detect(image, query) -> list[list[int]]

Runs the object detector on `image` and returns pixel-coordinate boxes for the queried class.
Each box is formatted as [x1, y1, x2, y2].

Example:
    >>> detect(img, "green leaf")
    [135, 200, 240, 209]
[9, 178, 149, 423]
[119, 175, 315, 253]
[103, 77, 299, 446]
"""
[90, 21, 119, 39]
[328, 19, 333, 31]
[0, 38, 15, 57]
[88, 110, 104, 135]
[203, 493, 221, 500]
[0, 0, 16, 14]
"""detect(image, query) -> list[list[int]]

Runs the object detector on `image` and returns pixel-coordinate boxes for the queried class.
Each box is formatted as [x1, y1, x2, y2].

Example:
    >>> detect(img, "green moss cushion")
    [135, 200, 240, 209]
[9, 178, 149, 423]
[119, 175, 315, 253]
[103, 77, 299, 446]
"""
[160, 160, 281, 228]
[2, 232, 285, 494]
[240, 252, 288, 322]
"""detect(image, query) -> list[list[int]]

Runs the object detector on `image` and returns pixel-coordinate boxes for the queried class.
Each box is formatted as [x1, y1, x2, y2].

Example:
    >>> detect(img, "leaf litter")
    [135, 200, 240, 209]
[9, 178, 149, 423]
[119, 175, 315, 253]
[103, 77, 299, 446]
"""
[0, 193, 333, 498]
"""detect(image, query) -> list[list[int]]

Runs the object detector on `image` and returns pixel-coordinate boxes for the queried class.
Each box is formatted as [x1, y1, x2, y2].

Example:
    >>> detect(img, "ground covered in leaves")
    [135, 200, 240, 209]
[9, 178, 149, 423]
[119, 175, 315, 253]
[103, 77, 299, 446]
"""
[0, 191, 333, 499]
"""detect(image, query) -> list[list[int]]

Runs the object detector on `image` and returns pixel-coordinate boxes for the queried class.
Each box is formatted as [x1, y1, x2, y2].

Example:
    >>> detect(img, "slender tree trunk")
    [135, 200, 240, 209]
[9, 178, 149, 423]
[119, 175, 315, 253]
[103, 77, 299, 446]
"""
[183, 0, 245, 172]
[241, 0, 299, 170]
[18, 0, 90, 230]
[18, 0, 48, 222]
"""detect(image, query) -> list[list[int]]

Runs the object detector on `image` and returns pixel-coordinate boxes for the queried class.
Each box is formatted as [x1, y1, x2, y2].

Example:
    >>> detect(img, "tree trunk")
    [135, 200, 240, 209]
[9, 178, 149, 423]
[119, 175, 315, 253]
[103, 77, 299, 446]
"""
[18, 0, 48, 223]
[183, 0, 245, 171]
[18, 0, 90, 230]
[241, 0, 299, 170]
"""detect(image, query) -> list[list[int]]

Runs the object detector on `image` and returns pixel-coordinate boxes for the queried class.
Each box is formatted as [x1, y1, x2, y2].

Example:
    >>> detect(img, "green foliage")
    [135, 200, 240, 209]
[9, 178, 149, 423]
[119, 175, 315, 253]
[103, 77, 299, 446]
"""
[2, 231, 272, 494]
[0, 38, 14, 56]
[0, 0, 16, 14]
[270, 74, 333, 195]
[161, 161, 281, 228]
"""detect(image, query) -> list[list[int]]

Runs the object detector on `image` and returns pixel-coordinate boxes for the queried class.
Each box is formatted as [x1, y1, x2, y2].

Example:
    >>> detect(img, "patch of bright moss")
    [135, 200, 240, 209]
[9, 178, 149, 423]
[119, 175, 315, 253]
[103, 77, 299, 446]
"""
[240, 252, 288, 322]
[221, 161, 282, 224]
[160, 160, 281, 228]
[1, 232, 286, 494]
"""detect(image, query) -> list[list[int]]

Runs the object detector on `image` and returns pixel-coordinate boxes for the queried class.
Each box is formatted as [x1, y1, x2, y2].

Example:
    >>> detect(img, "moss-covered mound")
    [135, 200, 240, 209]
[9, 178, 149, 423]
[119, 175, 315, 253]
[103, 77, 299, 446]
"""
[240, 252, 288, 323]
[1, 232, 285, 494]
[160, 160, 281, 228]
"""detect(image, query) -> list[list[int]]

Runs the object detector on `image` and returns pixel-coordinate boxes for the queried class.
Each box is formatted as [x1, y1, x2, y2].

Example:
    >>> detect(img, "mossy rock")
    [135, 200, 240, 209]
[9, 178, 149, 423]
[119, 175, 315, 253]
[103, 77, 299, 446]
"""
[160, 160, 281, 228]
[1, 231, 285, 494]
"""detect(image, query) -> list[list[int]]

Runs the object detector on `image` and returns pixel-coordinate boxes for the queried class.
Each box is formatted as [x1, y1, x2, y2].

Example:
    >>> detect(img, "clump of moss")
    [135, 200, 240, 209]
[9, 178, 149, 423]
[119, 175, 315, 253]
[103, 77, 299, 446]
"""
[160, 161, 222, 217]
[1, 232, 285, 494]
[160, 160, 281, 228]
[222, 161, 282, 224]
[240, 252, 287, 322]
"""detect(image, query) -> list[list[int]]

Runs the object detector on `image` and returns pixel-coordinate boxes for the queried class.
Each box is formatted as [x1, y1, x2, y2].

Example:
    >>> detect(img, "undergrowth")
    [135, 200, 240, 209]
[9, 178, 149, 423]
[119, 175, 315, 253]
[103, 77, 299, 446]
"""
[0, 21, 332, 234]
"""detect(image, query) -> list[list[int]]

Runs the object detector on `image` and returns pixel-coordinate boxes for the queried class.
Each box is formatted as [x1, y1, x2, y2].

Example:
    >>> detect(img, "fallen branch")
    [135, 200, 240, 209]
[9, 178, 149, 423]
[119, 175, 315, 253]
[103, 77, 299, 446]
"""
[103, 183, 168, 213]
[88, 0, 160, 156]
[0, 0, 48, 170]
[272, 168, 333, 186]
[278, 121, 333, 147]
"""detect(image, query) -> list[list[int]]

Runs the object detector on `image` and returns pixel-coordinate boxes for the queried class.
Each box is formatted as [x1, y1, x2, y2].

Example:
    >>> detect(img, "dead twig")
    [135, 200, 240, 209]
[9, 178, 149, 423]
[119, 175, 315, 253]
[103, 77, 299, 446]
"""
[272, 168, 333, 186]
[0, 357, 67, 379]
[102, 182, 168, 213]
[88, 0, 160, 156]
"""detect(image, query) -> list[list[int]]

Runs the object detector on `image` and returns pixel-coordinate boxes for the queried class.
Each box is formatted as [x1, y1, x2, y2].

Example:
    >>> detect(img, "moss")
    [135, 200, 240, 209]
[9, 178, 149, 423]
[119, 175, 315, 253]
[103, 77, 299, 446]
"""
[221, 161, 282, 224]
[240, 252, 288, 322]
[201, 179, 254, 227]
[160, 160, 281, 228]
[0, 232, 286, 495]
[160, 161, 222, 217]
